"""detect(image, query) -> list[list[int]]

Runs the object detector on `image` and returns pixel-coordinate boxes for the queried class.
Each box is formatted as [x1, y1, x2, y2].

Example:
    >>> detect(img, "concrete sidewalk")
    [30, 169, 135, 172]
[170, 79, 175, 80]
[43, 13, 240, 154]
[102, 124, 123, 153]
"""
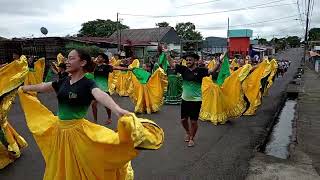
[246, 67, 320, 180]
[296, 67, 320, 174]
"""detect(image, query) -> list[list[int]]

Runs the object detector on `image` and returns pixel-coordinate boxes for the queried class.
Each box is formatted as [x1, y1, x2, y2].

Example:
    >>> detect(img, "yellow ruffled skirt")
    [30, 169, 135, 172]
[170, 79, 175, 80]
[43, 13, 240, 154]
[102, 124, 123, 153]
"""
[0, 57, 28, 169]
[263, 60, 278, 96]
[108, 70, 119, 94]
[242, 60, 271, 115]
[200, 78, 229, 125]
[200, 64, 252, 125]
[114, 71, 131, 96]
[128, 68, 168, 114]
[18, 89, 164, 180]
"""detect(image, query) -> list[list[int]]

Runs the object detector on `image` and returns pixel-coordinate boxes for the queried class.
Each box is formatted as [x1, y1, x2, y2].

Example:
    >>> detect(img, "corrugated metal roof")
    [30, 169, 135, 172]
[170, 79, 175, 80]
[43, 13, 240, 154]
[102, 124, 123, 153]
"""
[67, 37, 116, 44]
[108, 27, 173, 44]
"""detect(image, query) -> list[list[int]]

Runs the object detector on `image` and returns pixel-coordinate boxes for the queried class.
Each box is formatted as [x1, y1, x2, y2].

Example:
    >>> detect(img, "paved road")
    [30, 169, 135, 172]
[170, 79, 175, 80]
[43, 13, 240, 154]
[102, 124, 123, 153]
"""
[0, 48, 302, 180]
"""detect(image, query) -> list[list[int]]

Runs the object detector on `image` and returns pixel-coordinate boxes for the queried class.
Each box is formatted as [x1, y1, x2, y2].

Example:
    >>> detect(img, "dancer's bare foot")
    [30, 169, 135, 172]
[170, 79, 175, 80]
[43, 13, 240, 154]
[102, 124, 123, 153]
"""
[106, 119, 112, 125]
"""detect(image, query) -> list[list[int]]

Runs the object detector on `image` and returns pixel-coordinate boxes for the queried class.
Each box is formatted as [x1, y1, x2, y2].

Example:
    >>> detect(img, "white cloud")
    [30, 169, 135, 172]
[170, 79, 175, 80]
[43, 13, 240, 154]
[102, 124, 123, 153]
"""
[0, 0, 317, 39]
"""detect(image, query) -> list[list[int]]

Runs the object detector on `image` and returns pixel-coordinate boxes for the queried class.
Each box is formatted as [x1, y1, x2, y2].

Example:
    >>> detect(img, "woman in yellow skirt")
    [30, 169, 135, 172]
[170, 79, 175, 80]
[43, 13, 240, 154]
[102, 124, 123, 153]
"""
[108, 54, 121, 94]
[113, 58, 140, 96]
[20, 49, 164, 180]
[200, 60, 252, 125]
[242, 59, 271, 115]
[128, 67, 168, 114]
[0, 55, 29, 169]
[263, 58, 278, 96]
[24, 56, 46, 86]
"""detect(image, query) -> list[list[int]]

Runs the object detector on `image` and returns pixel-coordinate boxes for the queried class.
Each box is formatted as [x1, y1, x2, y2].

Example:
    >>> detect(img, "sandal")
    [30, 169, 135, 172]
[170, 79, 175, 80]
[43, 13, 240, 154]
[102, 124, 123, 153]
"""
[184, 134, 190, 142]
[106, 119, 112, 125]
[188, 140, 195, 147]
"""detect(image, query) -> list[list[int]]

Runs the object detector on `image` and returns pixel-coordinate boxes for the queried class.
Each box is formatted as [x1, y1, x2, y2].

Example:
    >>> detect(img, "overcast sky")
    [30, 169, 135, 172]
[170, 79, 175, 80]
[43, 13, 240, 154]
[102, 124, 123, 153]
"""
[0, 0, 319, 39]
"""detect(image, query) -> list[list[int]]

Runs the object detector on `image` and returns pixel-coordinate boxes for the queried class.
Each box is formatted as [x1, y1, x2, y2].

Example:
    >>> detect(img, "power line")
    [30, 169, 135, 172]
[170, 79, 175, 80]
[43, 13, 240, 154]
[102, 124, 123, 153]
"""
[120, 0, 294, 18]
[308, 0, 315, 26]
[296, 0, 305, 22]
[295, 0, 306, 36]
[197, 14, 301, 29]
[175, 0, 223, 8]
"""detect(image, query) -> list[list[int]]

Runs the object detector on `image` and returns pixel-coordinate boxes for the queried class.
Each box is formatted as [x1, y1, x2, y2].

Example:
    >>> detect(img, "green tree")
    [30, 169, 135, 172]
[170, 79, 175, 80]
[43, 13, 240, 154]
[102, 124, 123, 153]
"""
[254, 38, 268, 45]
[156, 22, 169, 27]
[175, 22, 203, 40]
[271, 37, 287, 52]
[286, 36, 301, 47]
[308, 28, 320, 41]
[78, 19, 129, 37]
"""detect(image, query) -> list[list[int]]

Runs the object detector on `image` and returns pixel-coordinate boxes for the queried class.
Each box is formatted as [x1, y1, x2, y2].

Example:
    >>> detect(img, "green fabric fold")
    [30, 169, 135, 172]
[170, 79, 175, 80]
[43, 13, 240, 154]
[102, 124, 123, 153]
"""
[158, 52, 169, 72]
[217, 55, 231, 86]
[132, 68, 151, 84]
[153, 52, 169, 73]
[45, 69, 54, 82]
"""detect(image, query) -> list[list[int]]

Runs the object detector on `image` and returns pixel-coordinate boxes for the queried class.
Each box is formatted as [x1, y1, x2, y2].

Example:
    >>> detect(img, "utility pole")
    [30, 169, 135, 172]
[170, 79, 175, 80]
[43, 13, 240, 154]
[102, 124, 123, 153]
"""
[117, 12, 120, 52]
[303, 0, 311, 64]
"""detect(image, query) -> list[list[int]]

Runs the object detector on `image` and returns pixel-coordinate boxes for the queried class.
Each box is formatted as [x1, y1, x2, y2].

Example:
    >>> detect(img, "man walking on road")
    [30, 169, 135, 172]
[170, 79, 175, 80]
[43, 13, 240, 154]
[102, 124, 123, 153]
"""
[166, 48, 221, 147]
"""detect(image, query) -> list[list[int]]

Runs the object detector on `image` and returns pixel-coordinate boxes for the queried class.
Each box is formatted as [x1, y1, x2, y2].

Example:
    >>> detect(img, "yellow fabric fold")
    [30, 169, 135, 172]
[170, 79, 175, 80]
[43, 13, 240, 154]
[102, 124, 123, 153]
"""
[18, 88, 164, 180]
[0, 56, 29, 96]
[128, 59, 140, 69]
[128, 68, 168, 114]
[181, 59, 187, 66]
[52, 53, 65, 69]
[0, 90, 28, 169]
[207, 59, 216, 69]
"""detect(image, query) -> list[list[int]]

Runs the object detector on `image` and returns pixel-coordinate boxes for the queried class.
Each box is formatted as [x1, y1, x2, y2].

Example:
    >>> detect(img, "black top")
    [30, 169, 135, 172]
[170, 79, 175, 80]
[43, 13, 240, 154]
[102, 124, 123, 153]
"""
[94, 64, 113, 78]
[58, 71, 69, 80]
[167, 68, 177, 75]
[51, 76, 97, 120]
[175, 64, 209, 83]
[28, 62, 35, 69]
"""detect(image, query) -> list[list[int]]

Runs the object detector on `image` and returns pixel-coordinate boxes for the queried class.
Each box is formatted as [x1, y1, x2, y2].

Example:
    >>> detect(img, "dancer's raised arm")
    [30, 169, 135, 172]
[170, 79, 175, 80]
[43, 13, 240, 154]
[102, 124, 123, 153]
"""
[22, 82, 54, 93]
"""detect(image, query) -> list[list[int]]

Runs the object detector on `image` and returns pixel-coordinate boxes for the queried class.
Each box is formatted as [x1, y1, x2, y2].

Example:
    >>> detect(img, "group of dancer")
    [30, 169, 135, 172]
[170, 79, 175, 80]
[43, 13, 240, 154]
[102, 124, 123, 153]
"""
[131, 45, 279, 147]
[0, 43, 280, 179]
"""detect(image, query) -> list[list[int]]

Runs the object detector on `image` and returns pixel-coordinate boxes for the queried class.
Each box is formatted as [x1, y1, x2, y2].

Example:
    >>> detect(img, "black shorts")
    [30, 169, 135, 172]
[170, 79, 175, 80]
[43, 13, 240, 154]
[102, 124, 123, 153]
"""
[181, 100, 202, 121]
